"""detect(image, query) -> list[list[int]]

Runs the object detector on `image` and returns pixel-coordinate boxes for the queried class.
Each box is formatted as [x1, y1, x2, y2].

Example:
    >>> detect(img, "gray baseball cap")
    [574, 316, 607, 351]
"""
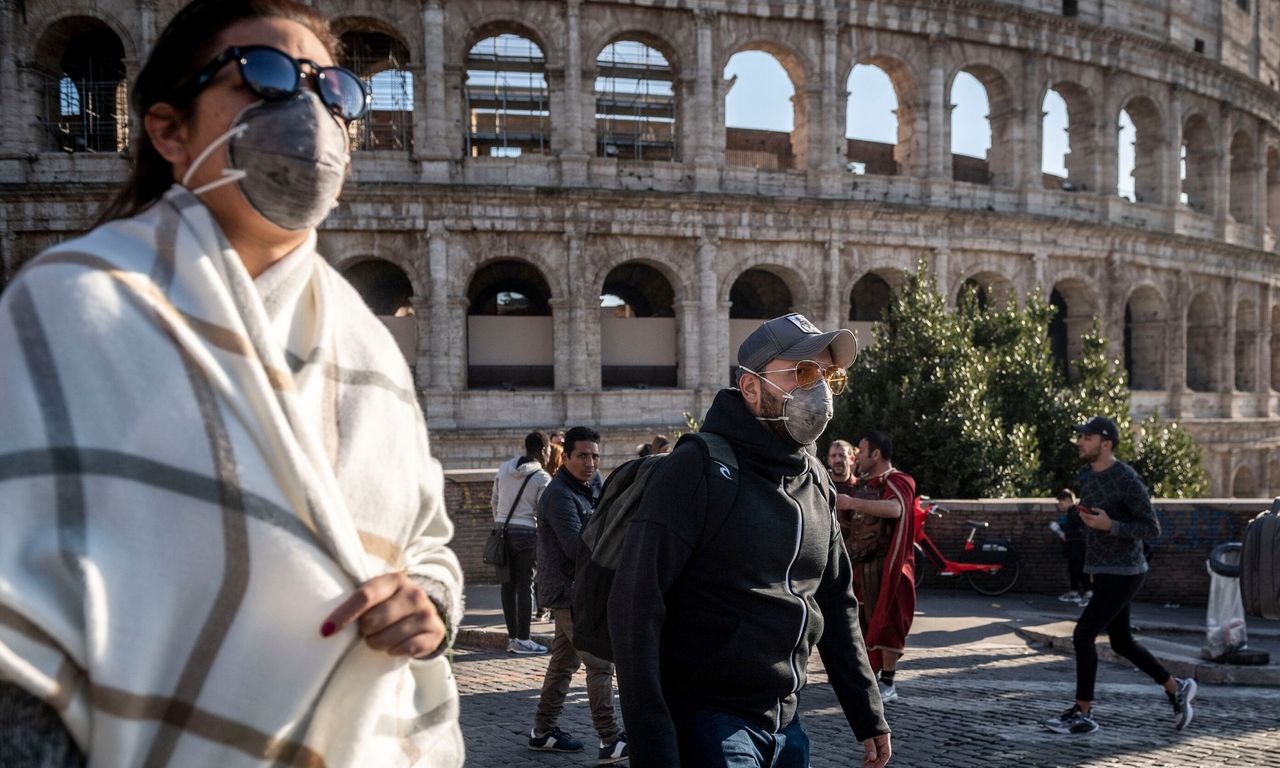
[737, 313, 858, 372]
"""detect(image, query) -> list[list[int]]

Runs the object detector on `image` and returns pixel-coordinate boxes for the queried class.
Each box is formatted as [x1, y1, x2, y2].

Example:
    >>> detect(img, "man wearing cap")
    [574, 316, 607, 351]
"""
[1044, 416, 1197, 736]
[609, 313, 892, 768]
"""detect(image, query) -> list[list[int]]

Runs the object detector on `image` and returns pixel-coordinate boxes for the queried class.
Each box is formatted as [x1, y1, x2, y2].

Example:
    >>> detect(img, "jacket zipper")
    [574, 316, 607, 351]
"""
[778, 478, 808, 730]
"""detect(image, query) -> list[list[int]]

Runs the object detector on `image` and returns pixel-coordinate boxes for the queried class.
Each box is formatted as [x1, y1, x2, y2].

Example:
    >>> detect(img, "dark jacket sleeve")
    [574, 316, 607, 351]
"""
[543, 482, 585, 560]
[608, 445, 708, 768]
[1110, 468, 1160, 541]
[813, 485, 891, 742]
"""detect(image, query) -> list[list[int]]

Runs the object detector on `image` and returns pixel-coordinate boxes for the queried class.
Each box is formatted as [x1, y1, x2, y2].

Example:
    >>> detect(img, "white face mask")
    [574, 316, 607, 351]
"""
[742, 366, 835, 446]
[181, 91, 349, 231]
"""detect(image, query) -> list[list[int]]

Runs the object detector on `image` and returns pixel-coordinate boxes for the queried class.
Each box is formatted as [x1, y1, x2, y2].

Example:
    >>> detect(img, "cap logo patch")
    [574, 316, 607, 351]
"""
[785, 313, 818, 334]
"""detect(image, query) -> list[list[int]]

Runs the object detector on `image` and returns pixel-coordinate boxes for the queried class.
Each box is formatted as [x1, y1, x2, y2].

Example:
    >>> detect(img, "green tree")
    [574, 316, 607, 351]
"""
[830, 263, 1209, 499]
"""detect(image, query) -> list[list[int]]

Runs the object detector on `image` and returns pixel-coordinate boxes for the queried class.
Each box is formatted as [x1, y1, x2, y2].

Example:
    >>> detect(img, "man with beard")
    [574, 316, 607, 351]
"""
[828, 439, 858, 496]
[1043, 416, 1196, 735]
[838, 431, 917, 704]
[609, 313, 892, 768]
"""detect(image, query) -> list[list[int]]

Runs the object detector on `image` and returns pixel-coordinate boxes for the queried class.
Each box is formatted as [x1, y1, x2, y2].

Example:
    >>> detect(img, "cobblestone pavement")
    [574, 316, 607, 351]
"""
[456, 638, 1280, 768]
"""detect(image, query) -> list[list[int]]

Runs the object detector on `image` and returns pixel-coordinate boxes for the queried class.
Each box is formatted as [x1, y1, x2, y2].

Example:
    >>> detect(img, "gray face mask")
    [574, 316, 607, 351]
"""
[743, 366, 835, 446]
[182, 91, 349, 231]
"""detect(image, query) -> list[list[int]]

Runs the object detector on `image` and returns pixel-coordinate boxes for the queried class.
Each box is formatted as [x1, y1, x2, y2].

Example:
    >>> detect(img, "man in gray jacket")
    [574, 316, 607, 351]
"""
[529, 426, 627, 764]
[1044, 416, 1196, 735]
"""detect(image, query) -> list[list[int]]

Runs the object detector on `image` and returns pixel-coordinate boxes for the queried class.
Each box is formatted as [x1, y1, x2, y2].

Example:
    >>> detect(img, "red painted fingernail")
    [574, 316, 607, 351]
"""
[320, 621, 335, 637]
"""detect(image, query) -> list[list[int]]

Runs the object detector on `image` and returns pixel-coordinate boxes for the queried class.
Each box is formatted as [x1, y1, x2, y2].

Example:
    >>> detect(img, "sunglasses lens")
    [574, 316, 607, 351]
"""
[792, 361, 820, 389]
[239, 49, 299, 99]
[318, 68, 370, 121]
[827, 368, 848, 395]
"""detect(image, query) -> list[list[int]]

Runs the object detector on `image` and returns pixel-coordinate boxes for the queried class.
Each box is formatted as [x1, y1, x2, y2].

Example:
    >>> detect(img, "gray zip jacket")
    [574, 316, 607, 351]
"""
[1079, 460, 1160, 575]
[491, 456, 549, 530]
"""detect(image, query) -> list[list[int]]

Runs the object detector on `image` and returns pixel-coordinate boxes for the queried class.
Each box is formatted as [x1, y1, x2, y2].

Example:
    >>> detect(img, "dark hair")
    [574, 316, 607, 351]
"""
[649, 434, 670, 453]
[563, 426, 601, 457]
[95, 0, 339, 225]
[1057, 489, 1077, 503]
[524, 430, 550, 459]
[861, 430, 893, 462]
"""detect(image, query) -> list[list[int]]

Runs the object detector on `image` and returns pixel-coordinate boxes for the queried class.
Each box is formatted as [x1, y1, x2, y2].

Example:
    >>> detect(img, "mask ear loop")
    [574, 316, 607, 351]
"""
[740, 365, 793, 422]
[182, 122, 249, 196]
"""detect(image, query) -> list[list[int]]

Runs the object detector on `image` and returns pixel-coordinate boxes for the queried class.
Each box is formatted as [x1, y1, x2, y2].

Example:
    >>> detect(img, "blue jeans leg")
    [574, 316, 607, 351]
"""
[675, 711, 809, 768]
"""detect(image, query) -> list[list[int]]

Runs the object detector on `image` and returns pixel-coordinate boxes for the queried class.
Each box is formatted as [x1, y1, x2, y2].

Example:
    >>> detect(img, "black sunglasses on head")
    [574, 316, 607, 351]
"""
[168, 45, 370, 122]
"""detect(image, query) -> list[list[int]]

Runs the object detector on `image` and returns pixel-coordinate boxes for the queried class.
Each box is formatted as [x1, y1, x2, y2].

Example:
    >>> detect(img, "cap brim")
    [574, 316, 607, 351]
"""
[1072, 424, 1091, 434]
[776, 328, 857, 368]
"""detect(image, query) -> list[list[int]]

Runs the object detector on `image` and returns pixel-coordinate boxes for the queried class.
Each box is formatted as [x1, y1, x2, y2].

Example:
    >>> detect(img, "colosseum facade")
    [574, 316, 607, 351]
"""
[4, 0, 1280, 495]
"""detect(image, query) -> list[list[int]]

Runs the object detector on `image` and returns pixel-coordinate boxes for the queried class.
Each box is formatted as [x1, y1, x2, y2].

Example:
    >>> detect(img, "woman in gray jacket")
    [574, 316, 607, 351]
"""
[493, 430, 553, 653]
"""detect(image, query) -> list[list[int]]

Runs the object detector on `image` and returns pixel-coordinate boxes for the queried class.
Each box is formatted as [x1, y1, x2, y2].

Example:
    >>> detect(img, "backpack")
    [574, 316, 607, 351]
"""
[571, 431, 738, 662]
[1242, 498, 1280, 620]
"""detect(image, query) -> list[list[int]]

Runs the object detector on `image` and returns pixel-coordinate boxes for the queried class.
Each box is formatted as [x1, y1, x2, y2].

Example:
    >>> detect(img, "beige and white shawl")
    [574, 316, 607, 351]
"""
[0, 186, 464, 767]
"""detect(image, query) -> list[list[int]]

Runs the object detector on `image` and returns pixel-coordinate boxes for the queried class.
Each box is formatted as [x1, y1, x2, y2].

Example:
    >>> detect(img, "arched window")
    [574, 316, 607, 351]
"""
[600, 263, 677, 388]
[959, 273, 1015, 312]
[1229, 131, 1256, 225]
[1117, 97, 1162, 203]
[595, 40, 676, 162]
[1233, 465, 1258, 498]
[1049, 280, 1097, 382]
[724, 50, 798, 170]
[35, 18, 128, 152]
[845, 63, 901, 176]
[339, 29, 413, 152]
[1236, 298, 1258, 391]
[729, 268, 794, 383]
[341, 259, 415, 362]
[1042, 84, 1094, 192]
[466, 34, 549, 158]
[1124, 287, 1166, 390]
[1181, 115, 1215, 212]
[466, 260, 554, 389]
[849, 273, 893, 321]
[950, 68, 1015, 187]
[1186, 292, 1219, 392]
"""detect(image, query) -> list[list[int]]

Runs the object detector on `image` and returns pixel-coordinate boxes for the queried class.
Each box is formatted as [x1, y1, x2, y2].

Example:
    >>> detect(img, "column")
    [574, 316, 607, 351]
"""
[925, 39, 948, 181]
[1254, 122, 1269, 247]
[698, 234, 721, 390]
[1162, 85, 1183, 210]
[0, 4, 17, 150]
[813, 15, 843, 196]
[1030, 251, 1047, 299]
[676, 299, 701, 389]
[1019, 52, 1044, 195]
[418, 0, 450, 176]
[692, 8, 719, 191]
[139, 0, 158, 55]
[1166, 271, 1190, 418]
[824, 239, 842, 332]
[559, 0, 589, 185]
[550, 297, 573, 392]
[934, 247, 951, 301]
[426, 223, 453, 391]
[1097, 72, 1118, 205]
[1257, 285, 1272, 410]
[1214, 106, 1232, 238]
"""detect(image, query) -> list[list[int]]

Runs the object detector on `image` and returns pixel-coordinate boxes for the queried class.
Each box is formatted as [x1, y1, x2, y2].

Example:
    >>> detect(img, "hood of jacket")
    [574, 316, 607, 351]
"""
[501, 456, 544, 479]
[700, 388, 811, 479]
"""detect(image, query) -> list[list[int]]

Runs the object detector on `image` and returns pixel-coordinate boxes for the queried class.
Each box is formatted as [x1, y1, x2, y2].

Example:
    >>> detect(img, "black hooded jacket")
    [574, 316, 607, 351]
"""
[608, 389, 889, 767]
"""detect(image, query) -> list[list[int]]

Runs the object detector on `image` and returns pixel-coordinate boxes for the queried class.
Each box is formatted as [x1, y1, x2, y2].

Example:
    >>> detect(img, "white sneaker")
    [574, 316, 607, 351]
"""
[878, 680, 898, 703]
[506, 639, 518, 653]
[512, 638, 548, 655]
[1058, 591, 1081, 603]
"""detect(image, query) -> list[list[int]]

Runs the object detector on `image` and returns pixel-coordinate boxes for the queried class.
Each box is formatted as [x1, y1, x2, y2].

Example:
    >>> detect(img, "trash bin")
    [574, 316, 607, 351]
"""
[1205, 543, 1270, 665]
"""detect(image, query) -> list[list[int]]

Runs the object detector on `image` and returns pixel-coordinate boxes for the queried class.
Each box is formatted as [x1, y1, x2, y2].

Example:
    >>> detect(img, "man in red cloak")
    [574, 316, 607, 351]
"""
[836, 430, 917, 704]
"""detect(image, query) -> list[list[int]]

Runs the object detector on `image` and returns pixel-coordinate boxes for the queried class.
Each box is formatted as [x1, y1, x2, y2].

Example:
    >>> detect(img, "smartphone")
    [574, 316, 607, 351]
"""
[1076, 504, 1097, 517]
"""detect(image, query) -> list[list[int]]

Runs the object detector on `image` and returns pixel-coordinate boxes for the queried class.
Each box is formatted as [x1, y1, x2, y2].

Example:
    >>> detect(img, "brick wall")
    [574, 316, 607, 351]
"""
[445, 470, 1266, 606]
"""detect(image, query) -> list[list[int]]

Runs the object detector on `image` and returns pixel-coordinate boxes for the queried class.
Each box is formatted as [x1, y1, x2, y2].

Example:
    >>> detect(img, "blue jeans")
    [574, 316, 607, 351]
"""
[675, 710, 810, 768]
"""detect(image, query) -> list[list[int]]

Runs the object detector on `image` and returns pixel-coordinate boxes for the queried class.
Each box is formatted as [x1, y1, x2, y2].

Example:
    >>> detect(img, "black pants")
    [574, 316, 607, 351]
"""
[1073, 572, 1171, 702]
[499, 528, 537, 641]
[1067, 554, 1091, 593]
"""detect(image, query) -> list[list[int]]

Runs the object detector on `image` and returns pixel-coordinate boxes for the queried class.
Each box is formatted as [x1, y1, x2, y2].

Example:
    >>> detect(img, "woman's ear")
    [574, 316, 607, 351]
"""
[145, 103, 190, 166]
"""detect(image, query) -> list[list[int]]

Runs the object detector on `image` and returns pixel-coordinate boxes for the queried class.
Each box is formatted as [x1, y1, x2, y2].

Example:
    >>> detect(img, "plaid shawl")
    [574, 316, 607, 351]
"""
[0, 186, 463, 766]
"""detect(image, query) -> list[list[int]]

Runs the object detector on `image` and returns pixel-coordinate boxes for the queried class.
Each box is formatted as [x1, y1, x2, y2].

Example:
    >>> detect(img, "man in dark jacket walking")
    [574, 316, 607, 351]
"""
[610, 313, 892, 768]
[530, 426, 627, 764]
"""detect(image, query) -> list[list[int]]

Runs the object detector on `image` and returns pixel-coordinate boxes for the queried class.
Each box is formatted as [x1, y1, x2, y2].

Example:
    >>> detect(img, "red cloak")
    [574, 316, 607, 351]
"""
[852, 468, 917, 671]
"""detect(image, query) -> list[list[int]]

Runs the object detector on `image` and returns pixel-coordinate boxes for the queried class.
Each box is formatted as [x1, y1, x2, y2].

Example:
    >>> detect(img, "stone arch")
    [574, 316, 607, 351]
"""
[594, 37, 678, 162]
[1229, 129, 1257, 225]
[33, 15, 129, 153]
[1124, 284, 1168, 390]
[1117, 94, 1164, 204]
[949, 64, 1017, 187]
[1049, 277, 1100, 381]
[1042, 80, 1096, 192]
[1181, 112, 1216, 213]
[958, 271, 1016, 312]
[339, 258, 416, 362]
[1233, 463, 1258, 498]
[465, 258, 555, 389]
[1236, 297, 1259, 392]
[848, 268, 907, 322]
[722, 40, 810, 171]
[336, 21, 414, 152]
[846, 55, 919, 177]
[1186, 291, 1220, 392]
[726, 264, 803, 384]
[1267, 145, 1280, 243]
[465, 28, 550, 158]
[600, 261, 678, 388]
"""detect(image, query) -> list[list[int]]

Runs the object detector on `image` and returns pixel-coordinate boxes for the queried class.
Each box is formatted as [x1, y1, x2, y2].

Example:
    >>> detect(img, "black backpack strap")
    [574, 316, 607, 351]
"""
[680, 432, 739, 549]
[501, 472, 536, 531]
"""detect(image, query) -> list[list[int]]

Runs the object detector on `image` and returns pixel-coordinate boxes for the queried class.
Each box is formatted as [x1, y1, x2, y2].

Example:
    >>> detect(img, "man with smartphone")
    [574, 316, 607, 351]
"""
[1043, 416, 1197, 736]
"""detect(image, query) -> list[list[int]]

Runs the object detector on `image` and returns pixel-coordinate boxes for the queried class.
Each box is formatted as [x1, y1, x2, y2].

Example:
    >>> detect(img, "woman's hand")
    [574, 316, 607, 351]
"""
[321, 572, 446, 658]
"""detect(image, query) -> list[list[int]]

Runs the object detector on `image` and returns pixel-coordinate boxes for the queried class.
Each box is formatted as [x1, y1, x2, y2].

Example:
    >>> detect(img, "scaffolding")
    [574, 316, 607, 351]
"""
[342, 32, 414, 152]
[595, 41, 676, 162]
[465, 34, 550, 158]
